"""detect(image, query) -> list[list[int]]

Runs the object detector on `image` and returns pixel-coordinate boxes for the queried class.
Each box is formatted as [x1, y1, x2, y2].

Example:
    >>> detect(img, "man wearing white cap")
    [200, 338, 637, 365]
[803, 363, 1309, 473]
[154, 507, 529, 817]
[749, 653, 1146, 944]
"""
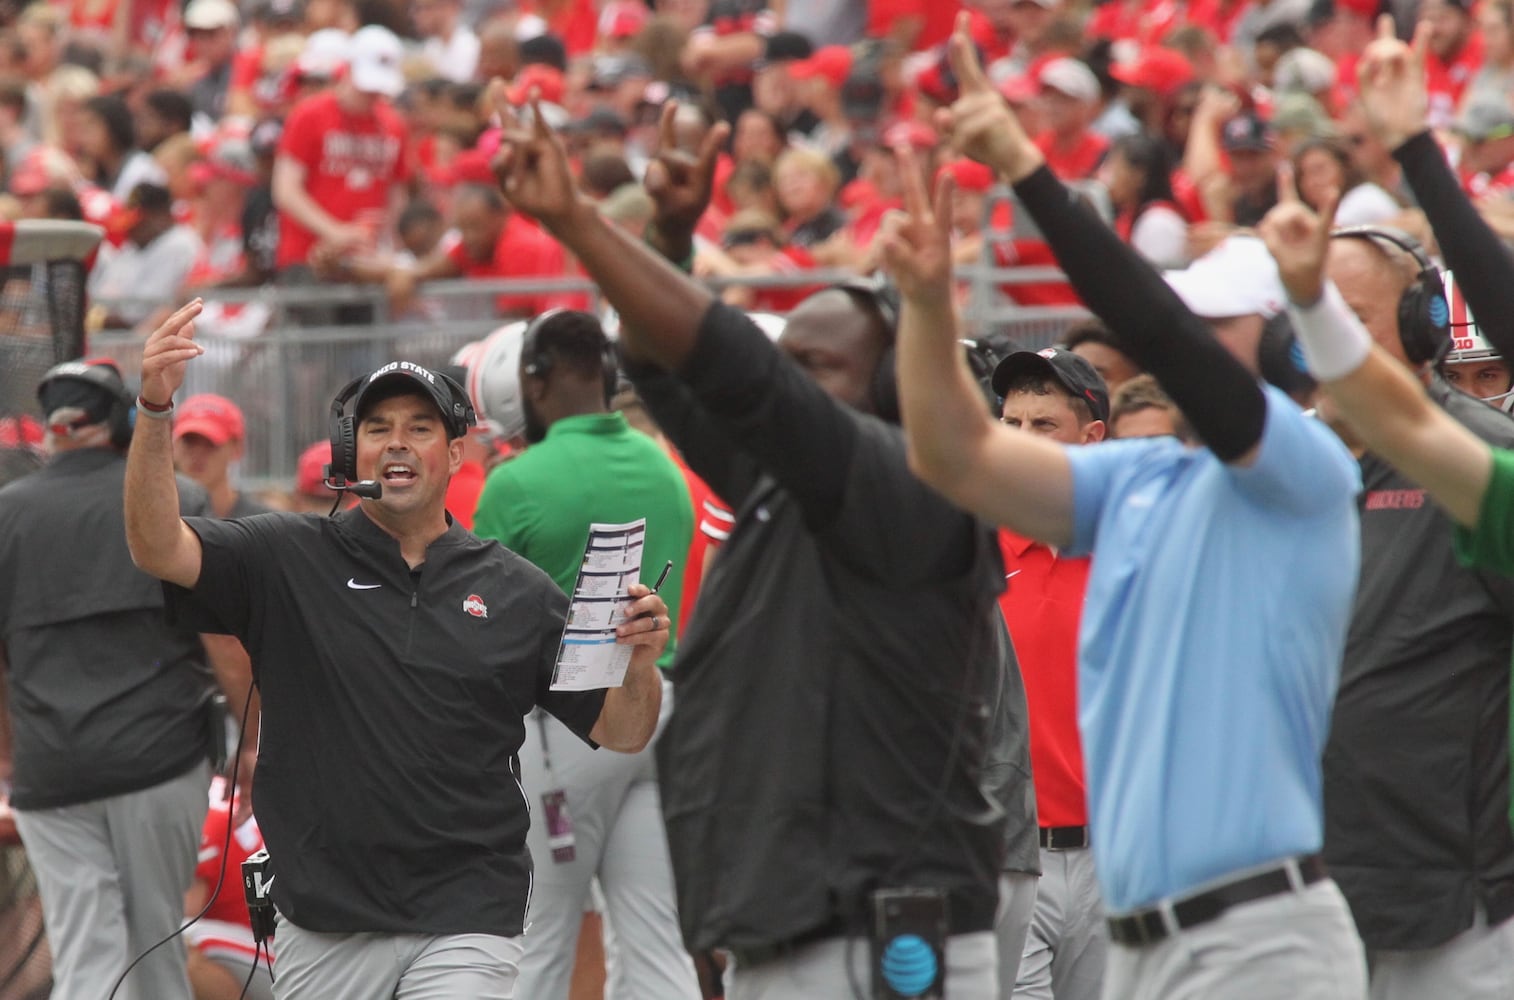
[182, 0, 241, 123]
[1162, 234, 1289, 373]
[272, 24, 410, 278]
[1032, 58, 1108, 181]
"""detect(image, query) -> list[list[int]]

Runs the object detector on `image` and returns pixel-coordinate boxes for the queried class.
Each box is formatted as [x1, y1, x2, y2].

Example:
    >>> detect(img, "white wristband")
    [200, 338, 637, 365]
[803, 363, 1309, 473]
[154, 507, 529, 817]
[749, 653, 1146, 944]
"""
[1286, 282, 1373, 382]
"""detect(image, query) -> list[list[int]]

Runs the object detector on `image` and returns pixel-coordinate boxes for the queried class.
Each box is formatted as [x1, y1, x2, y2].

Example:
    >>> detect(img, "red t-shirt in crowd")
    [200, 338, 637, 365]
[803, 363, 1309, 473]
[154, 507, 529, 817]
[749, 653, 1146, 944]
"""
[1086, 0, 1180, 45]
[867, 0, 963, 50]
[519, 0, 599, 56]
[445, 212, 586, 316]
[1187, 0, 1249, 42]
[993, 239, 1083, 307]
[1034, 130, 1110, 182]
[749, 245, 821, 313]
[275, 90, 411, 269]
[1425, 33, 1485, 129]
[997, 530, 1090, 829]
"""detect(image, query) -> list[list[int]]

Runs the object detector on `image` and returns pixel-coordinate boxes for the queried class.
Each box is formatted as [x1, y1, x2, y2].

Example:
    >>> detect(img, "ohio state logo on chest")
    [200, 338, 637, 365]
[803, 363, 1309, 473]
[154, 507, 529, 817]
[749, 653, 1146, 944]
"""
[462, 594, 488, 618]
[320, 132, 400, 183]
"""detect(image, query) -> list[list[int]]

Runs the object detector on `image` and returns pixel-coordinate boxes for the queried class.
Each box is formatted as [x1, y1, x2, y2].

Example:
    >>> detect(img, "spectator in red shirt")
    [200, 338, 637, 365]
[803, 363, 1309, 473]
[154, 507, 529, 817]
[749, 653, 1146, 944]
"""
[868, 0, 963, 51]
[271, 24, 410, 276]
[1423, 0, 1485, 129]
[708, 209, 821, 313]
[382, 179, 579, 318]
[990, 348, 1110, 1000]
[1458, 98, 1514, 199]
[1033, 58, 1110, 181]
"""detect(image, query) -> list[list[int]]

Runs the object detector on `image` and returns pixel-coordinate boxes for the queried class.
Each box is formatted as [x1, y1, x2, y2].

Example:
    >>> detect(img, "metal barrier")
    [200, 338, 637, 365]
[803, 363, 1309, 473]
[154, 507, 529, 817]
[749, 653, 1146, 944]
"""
[91, 266, 1091, 492]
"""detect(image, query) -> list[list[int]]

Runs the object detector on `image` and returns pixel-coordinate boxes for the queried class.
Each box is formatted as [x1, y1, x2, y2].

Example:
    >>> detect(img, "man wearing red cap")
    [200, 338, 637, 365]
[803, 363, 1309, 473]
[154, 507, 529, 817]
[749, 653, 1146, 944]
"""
[172, 394, 269, 519]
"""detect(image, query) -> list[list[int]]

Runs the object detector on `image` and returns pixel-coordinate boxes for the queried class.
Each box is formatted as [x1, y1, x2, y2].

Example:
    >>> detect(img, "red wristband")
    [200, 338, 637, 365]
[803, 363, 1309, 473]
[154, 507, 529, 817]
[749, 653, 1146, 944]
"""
[137, 394, 173, 413]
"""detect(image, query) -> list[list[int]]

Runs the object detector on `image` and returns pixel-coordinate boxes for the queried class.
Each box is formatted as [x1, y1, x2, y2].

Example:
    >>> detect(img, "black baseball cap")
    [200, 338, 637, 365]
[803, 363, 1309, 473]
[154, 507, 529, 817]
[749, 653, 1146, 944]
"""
[354, 361, 473, 438]
[991, 348, 1110, 422]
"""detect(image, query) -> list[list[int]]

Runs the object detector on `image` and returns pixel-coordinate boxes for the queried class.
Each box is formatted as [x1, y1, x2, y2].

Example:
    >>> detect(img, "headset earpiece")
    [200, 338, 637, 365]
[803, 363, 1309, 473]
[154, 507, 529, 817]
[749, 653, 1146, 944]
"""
[328, 375, 365, 484]
[37, 359, 135, 448]
[1330, 226, 1450, 366]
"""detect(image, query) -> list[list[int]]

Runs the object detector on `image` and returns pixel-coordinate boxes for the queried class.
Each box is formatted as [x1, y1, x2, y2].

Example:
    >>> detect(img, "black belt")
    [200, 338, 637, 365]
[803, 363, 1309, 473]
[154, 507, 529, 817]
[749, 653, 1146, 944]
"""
[1106, 854, 1328, 947]
[726, 916, 849, 968]
[1039, 825, 1089, 850]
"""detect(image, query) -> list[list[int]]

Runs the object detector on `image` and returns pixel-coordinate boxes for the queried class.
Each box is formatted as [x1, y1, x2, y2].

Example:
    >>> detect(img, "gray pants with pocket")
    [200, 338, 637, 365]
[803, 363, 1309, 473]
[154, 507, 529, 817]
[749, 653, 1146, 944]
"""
[1012, 846, 1106, 1000]
[13, 759, 211, 1000]
[273, 915, 524, 999]
[514, 677, 699, 999]
[1101, 878, 1367, 1000]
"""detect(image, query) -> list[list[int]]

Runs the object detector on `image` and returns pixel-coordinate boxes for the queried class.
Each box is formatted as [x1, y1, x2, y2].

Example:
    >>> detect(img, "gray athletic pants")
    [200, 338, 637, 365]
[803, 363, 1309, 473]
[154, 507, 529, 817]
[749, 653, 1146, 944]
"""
[13, 759, 211, 1000]
[996, 870, 1040, 993]
[1101, 878, 1367, 1000]
[1012, 846, 1106, 1000]
[272, 915, 523, 999]
[515, 677, 699, 1000]
[1367, 905, 1514, 1000]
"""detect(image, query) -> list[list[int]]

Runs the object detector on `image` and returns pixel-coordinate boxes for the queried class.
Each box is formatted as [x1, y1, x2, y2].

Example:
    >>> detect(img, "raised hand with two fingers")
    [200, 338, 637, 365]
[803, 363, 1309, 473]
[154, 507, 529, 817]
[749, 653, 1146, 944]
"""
[1257, 165, 1340, 307]
[880, 146, 958, 308]
[645, 102, 730, 245]
[488, 81, 590, 233]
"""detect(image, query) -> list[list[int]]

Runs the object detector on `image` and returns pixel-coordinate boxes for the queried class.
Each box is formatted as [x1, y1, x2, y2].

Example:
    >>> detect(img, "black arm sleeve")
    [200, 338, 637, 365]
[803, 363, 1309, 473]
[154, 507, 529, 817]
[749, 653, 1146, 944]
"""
[1394, 130, 1514, 358]
[676, 301, 858, 528]
[620, 352, 763, 511]
[1011, 166, 1268, 461]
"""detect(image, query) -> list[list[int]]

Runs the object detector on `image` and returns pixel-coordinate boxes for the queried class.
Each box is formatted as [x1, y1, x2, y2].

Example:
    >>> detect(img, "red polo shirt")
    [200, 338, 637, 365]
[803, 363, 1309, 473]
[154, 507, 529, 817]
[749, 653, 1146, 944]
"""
[997, 529, 1089, 829]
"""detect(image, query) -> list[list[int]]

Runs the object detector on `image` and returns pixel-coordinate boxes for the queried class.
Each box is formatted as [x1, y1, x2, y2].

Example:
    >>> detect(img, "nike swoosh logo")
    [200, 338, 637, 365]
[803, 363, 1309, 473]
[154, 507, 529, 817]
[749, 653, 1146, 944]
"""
[347, 579, 382, 590]
[263, 875, 275, 892]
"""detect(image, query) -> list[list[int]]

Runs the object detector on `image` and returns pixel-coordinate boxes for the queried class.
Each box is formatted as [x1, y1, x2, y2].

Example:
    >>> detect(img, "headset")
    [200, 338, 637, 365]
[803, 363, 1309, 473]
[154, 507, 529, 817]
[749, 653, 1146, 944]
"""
[36, 359, 136, 449]
[830, 277, 1000, 422]
[326, 364, 475, 501]
[519, 309, 620, 406]
[1330, 226, 1451, 366]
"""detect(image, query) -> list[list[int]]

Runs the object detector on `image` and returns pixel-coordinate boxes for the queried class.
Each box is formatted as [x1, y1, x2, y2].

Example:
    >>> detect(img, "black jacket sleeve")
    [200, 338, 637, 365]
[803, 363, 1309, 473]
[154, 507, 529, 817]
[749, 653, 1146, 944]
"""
[1393, 130, 1514, 358]
[620, 353, 762, 511]
[1010, 166, 1268, 461]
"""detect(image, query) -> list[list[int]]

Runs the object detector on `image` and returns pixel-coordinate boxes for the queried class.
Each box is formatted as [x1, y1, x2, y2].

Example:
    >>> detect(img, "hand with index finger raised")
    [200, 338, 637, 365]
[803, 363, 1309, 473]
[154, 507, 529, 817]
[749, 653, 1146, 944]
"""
[1356, 14, 1429, 151]
[940, 12, 1042, 183]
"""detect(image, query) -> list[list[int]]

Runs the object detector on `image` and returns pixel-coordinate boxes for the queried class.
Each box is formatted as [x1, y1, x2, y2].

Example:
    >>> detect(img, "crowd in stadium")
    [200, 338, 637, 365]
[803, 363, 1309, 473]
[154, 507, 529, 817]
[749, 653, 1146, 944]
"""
[5, 0, 1514, 999]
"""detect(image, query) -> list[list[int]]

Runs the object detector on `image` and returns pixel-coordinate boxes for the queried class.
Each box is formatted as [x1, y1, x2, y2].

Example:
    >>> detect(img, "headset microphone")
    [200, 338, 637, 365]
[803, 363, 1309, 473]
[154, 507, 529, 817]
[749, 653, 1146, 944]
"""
[322, 467, 383, 500]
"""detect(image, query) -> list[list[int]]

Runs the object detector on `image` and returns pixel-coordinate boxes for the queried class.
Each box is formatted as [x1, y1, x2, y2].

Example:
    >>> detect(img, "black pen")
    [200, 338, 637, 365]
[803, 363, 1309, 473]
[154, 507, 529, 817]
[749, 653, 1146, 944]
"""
[650, 559, 673, 594]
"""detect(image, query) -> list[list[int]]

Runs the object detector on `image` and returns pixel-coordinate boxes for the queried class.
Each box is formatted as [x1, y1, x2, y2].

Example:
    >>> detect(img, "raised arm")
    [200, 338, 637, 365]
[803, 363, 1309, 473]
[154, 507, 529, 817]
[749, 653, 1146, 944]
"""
[884, 149, 1076, 545]
[1357, 16, 1514, 357]
[936, 15, 1268, 465]
[492, 96, 716, 372]
[1259, 159, 1493, 527]
[124, 301, 208, 588]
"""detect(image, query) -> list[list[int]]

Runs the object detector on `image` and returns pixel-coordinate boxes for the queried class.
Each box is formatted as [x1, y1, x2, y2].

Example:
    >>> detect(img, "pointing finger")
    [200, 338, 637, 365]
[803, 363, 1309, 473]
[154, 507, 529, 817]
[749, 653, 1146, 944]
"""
[949, 11, 993, 97]
[1409, 18, 1430, 70]
[529, 93, 551, 139]
[1376, 12, 1396, 42]
[896, 145, 931, 220]
[658, 100, 678, 155]
[933, 172, 955, 238]
[1276, 162, 1300, 205]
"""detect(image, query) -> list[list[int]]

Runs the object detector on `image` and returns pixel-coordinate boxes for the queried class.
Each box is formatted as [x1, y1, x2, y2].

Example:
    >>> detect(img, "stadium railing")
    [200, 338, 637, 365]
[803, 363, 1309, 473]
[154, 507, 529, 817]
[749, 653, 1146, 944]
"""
[90, 267, 1090, 491]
